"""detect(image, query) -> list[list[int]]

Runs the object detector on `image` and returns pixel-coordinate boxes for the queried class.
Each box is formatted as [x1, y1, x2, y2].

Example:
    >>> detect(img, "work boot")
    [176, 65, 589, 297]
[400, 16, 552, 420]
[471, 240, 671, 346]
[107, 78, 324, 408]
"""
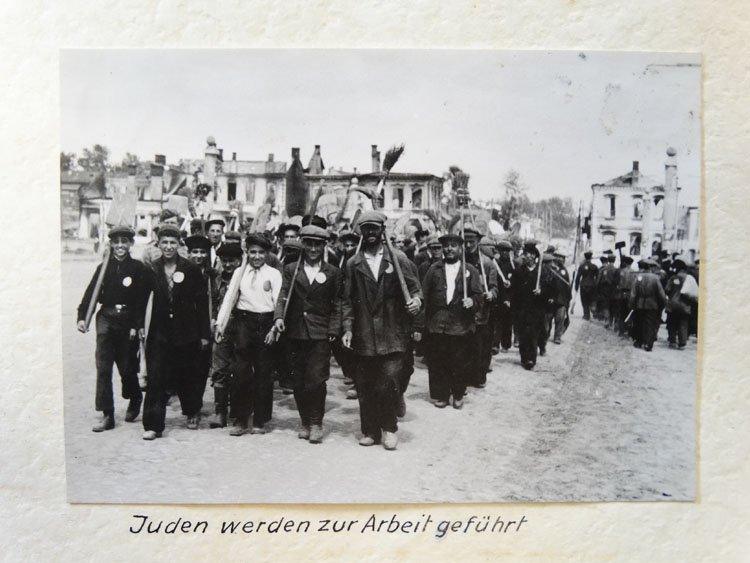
[142, 430, 161, 440]
[186, 415, 199, 430]
[452, 397, 464, 410]
[309, 425, 324, 444]
[250, 425, 267, 435]
[396, 393, 406, 418]
[553, 338, 561, 345]
[208, 412, 227, 428]
[523, 361, 535, 370]
[298, 425, 311, 440]
[92, 412, 114, 432]
[434, 400, 448, 409]
[124, 397, 141, 422]
[346, 388, 358, 400]
[491, 345, 500, 355]
[358, 435, 376, 446]
[229, 420, 247, 436]
[382, 431, 398, 451]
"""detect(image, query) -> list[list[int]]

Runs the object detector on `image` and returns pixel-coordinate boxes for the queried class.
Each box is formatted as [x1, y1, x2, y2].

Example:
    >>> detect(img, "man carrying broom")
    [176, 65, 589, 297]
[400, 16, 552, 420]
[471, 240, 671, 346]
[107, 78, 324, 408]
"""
[341, 210, 421, 451]
[77, 225, 150, 432]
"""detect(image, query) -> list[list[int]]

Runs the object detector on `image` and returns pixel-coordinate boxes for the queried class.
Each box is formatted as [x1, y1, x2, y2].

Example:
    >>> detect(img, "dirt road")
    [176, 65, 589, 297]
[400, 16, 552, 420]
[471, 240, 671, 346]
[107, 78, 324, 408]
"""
[62, 258, 696, 503]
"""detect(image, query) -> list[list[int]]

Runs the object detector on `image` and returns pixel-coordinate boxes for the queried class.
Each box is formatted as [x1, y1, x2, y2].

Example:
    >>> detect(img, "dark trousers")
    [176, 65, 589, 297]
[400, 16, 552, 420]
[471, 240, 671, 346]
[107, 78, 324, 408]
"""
[427, 333, 470, 402]
[289, 338, 331, 426]
[617, 298, 631, 335]
[516, 310, 544, 366]
[399, 338, 415, 394]
[331, 340, 357, 382]
[274, 337, 294, 390]
[210, 328, 235, 415]
[667, 311, 689, 347]
[633, 309, 660, 348]
[143, 338, 201, 433]
[548, 305, 567, 341]
[468, 323, 492, 386]
[495, 303, 513, 350]
[608, 298, 621, 328]
[94, 311, 141, 414]
[196, 345, 211, 414]
[580, 287, 595, 319]
[231, 311, 275, 428]
[355, 352, 402, 440]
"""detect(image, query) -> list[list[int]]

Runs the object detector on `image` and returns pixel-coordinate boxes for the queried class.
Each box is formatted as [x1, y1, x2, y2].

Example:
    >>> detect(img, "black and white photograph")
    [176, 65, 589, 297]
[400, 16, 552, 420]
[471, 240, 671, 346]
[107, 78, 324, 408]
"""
[60, 49, 700, 504]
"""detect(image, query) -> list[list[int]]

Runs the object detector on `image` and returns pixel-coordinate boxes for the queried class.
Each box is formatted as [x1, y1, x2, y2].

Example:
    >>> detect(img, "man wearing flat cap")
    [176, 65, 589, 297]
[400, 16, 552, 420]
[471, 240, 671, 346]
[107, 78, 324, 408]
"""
[141, 224, 211, 439]
[207, 242, 244, 428]
[417, 234, 444, 282]
[545, 252, 572, 345]
[574, 250, 599, 320]
[492, 239, 515, 353]
[613, 255, 635, 337]
[628, 258, 667, 351]
[341, 210, 422, 450]
[271, 225, 346, 443]
[462, 225, 498, 389]
[332, 229, 360, 399]
[510, 240, 550, 369]
[665, 255, 697, 349]
[417, 232, 482, 409]
[225, 233, 282, 436]
[77, 225, 150, 432]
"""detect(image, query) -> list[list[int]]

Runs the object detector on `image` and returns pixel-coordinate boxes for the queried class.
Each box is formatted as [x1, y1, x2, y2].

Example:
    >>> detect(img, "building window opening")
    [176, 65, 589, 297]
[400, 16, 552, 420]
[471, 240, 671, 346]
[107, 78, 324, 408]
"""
[633, 195, 643, 219]
[396, 187, 404, 209]
[629, 232, 642, 256]
[412, 188, 422, 209]
[228, 181, 237, 202]
[603, 194, 616, 218]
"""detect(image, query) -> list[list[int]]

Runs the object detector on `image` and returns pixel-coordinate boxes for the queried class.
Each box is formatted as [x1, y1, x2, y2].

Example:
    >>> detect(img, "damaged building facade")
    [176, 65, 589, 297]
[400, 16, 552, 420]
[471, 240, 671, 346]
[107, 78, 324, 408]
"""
[587, 148, 700, 261]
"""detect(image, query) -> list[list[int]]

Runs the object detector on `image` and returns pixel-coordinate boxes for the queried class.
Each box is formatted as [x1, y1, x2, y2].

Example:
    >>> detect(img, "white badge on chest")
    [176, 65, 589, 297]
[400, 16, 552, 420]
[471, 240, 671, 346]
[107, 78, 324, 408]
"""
[315, 272, 327, 284]
[173, 271, 184, 283]
[122, 276, 132, 287]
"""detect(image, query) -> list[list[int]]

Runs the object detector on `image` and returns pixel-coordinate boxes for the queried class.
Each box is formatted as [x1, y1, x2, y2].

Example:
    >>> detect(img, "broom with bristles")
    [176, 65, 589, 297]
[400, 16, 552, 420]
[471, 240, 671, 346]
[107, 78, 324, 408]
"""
[451, 166, 471, 299]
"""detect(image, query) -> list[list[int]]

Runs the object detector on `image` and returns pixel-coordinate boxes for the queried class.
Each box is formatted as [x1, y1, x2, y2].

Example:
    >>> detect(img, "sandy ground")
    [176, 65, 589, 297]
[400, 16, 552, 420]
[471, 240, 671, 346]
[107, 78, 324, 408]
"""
[62, 257, 696, 504]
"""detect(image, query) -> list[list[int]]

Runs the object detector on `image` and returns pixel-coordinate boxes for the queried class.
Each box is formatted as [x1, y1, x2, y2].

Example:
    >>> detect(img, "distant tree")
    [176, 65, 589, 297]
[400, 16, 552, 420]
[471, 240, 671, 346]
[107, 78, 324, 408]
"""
[60, 151, 76, 172]
[77, 144, 110, 172]
[499, 169, 529, 230]
[112, 152, 147, 174]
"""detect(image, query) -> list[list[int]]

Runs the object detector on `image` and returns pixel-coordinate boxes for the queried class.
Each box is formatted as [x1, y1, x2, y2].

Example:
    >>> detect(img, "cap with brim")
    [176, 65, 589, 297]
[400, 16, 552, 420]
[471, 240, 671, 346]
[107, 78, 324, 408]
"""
[277, 223, 301, 237]
[620, 256, 634, 264]
[496, 240, 513, 251]
[302, 215, 328, 229]
[479, 236, 495, 247]
[644, 258, 659, 267]
[245, 233, 272, 250]
[462, 224, 481, 237]
[224, 230, 242, 242]
[439, 233, 463, 245]
[584, 251, 593, 258]
[542, 253, 555, 263]
[603, 249, 613, 255]
[156, 223, 181, 239]
[545, 245, 556, 254]
[299, 225, 329, 241]
[357, 210, 387, 227]
[672, 255, 688, 266]
[108, 225, 135, 240]
[339, 231, 360, 243]
[217, 243, 243, 259]
[205, 219, 225, 230]
[523, 240, 539, 253]
[426, 234, 442, 247]
[282, 239, 304, 251]
[159, 209, 179, 222]
[185, 235, 212, 251]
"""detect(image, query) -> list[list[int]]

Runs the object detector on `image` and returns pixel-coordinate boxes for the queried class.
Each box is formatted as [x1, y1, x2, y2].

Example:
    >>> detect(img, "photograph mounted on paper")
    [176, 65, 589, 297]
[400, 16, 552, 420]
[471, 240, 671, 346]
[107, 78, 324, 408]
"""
[60, 49, 700, 503]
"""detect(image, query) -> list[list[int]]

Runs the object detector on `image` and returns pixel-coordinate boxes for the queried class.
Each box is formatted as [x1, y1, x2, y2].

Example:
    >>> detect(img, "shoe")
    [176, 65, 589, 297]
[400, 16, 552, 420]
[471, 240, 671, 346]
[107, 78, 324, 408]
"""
[491, 346, 500, 355]
[500, 348, 509, 354]
[553, 338, 561, 345]
[475, 382, 486, 388]
[633, 342, 642, 348]
[298, 425, 311, 440]
[359, 435, 376, 446]
[186, 415, 199, 430]
[382, 431, 398, 450]
[250, 425, 267, 434]
[452, 397, 464, 410]
[208, 412, 227, 428]
[92, 413, 114, 433]
[229, 421, 247, 436]
[396, 393, 406, 418]
[539, 348, 546, 357]
[124, 398, 141, 422]
[142, 430, 161, 440]
[523, 361, 535, 370]
[434, 400, 448, 409]
[678, 343, 686, 350]
[644, 345, 653, 352]
[309, 425, 324, 443]
[346, 388, 358, 400]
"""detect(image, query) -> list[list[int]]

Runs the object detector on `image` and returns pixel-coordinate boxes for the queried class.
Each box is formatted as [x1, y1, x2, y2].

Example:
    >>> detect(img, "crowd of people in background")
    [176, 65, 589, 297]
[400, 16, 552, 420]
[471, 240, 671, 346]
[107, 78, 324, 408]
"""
[76, 207, 699, 450]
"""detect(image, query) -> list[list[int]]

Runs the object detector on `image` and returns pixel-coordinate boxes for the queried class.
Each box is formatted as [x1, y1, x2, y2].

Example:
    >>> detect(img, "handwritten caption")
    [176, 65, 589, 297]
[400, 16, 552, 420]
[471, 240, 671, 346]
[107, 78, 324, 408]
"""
[129, 513, 528, 538]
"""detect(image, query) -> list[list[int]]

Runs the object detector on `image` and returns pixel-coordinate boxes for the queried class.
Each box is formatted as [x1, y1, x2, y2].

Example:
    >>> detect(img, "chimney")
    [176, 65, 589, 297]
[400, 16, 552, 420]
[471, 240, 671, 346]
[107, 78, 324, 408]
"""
[632, 161, 639, 173]
[371, 145, 381, 173]
[353, 167, 358, 175]
[232, 152, 237, 161]
[308, 145, 324, 174]
[149, 163, 164, 201]
[204, 136, 220, 185]
[155, 154, 166, 166]
[291, 147, 300, 160]
[268, 153, 274, 162]
[218, 148, 224, 161]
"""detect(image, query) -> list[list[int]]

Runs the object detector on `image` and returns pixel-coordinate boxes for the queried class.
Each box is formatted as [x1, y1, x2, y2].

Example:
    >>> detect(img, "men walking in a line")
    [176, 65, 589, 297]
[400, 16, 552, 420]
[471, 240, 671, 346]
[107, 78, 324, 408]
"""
[225, 233, 282, 436]
[77, 225, 150, 432]
[546, 252, 571, 345]
[511, 241, 549, 370]
[418, 233, 481, 409]
[341, 211, 421, 450]
[493, 239, 515, 353]
[575, 251, 599, 320]
[629, 258, 667, 352]
[272, 225, 345, 443]
[142, 224, 210, 439]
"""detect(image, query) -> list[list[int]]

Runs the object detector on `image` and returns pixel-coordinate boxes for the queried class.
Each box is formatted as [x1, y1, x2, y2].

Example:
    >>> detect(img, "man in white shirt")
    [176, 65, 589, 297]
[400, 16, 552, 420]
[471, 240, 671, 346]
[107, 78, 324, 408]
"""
[205, 219, 225, 269]
[228, 233, 282, 436]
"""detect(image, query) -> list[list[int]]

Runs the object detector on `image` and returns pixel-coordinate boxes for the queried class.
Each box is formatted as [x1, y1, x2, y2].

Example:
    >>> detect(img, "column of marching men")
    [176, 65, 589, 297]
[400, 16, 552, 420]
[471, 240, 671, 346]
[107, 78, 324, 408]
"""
[77, 207, 697, 449]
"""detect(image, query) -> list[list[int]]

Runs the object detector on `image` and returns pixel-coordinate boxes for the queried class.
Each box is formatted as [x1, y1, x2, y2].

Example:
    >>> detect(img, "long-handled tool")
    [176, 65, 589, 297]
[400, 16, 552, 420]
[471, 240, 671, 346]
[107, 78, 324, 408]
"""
[83, 246, 111, 331]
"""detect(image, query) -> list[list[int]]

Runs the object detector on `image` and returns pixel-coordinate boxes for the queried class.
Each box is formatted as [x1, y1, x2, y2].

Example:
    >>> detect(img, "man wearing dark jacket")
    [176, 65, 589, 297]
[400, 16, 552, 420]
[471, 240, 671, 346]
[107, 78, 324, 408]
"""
[77, 225, 150, 432]
[665, 256, 696, 349]
[271, 225, 345, 444]
[511, 241, 550, 370]
[492, 239, 515, 352]
[546, 252, 572, 344]
[629, 258, 667, 351]
[142, 224, 211, 440]
[575, 251, 599, 320]
[341, 211, 421, 451]
[614, 256, 635, 336]
[417, 233, 482, 409]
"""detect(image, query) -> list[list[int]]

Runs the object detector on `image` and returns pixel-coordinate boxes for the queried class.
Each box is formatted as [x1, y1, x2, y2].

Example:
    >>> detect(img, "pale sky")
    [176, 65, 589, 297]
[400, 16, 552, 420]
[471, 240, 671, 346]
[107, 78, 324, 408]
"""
[61, 49, 701, 206]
